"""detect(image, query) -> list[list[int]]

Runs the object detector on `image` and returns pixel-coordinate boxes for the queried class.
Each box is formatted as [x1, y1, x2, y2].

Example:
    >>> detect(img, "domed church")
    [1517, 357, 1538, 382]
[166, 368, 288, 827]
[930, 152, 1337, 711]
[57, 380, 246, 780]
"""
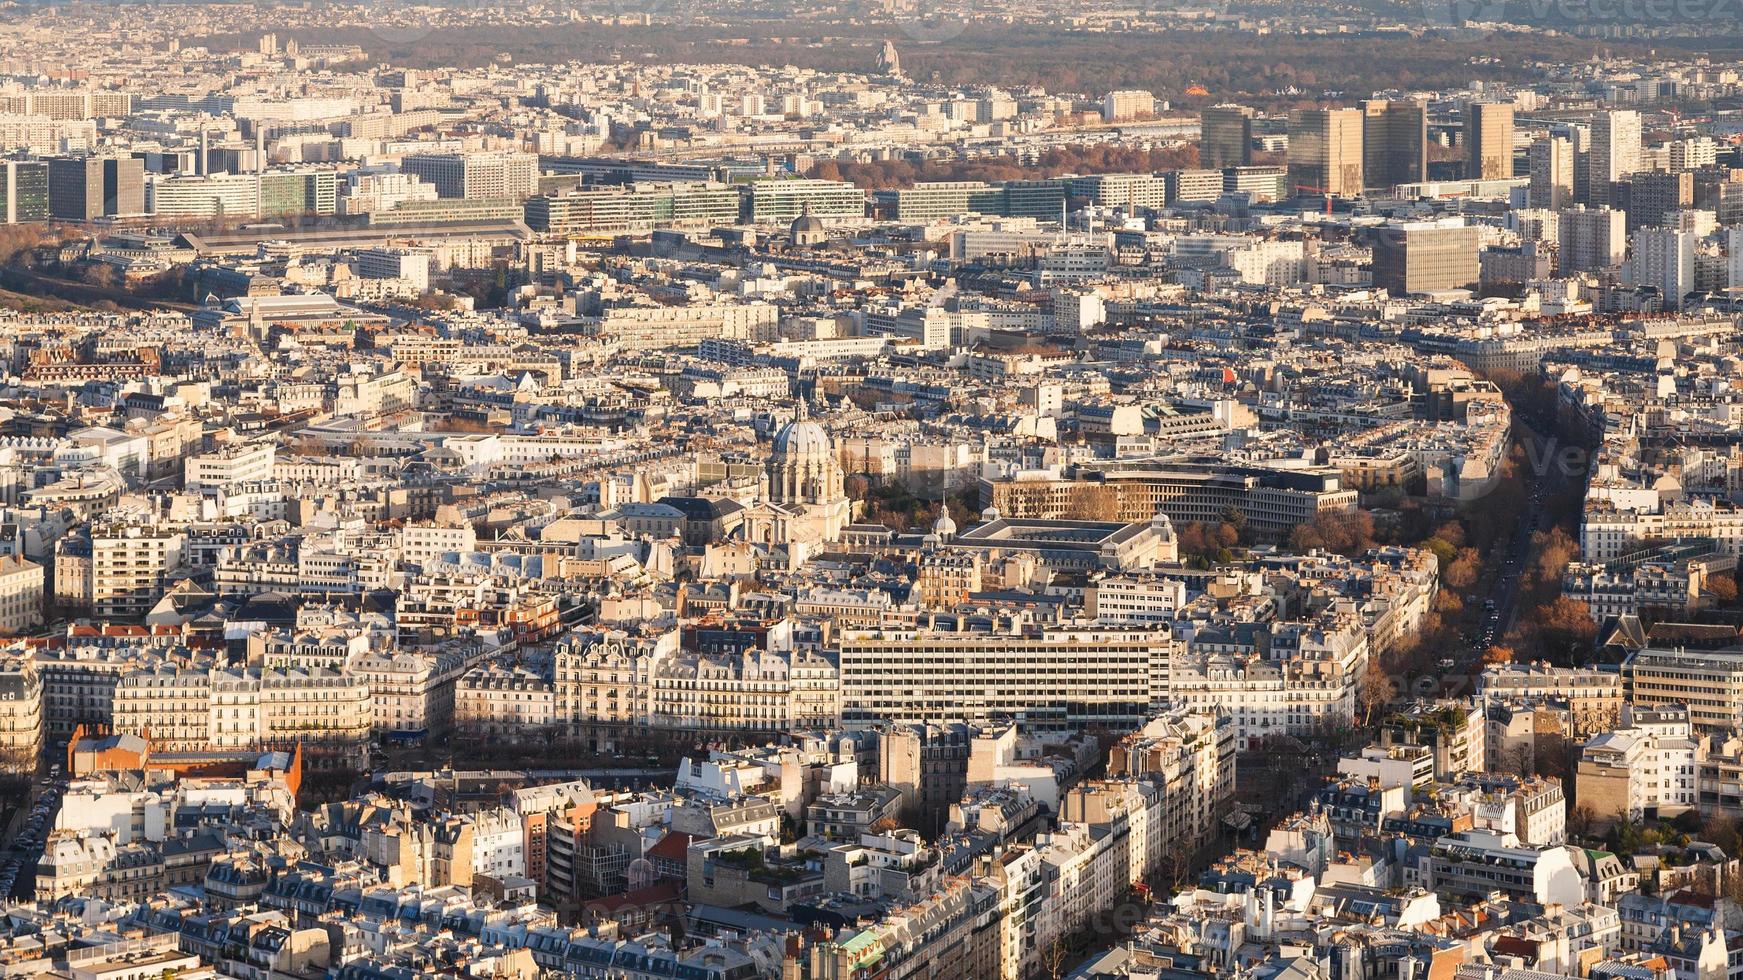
[790, 203, 830, 248]
[744, 398, 852, 549]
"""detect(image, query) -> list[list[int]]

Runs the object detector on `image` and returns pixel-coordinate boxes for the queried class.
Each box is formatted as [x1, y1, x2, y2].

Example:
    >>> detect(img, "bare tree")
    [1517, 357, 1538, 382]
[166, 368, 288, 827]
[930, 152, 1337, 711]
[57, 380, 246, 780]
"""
[1568, 803, 1597, 840]
[1358, 657, 1396, 726]
[1043, 938, 1072, 980]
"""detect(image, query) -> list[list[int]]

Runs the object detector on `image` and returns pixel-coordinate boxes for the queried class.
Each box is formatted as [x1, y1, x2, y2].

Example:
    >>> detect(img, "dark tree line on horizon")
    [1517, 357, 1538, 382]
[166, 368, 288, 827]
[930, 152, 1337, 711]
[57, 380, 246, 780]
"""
[191, 24, 1718, 107]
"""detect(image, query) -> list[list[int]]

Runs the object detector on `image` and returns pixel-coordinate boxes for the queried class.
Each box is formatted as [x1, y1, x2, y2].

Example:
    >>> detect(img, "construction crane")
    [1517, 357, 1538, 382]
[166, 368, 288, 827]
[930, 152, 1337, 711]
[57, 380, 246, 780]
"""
[1294, 184, 1335, 217]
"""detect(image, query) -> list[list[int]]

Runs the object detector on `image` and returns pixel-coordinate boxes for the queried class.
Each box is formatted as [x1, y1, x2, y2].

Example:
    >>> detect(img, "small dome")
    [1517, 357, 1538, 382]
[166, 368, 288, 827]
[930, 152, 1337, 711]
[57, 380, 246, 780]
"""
[980, 506, 1001, 523]
[933, 512, 957, 538]
[1151, 508, 1175, 537]
[790, 203, 829, 246]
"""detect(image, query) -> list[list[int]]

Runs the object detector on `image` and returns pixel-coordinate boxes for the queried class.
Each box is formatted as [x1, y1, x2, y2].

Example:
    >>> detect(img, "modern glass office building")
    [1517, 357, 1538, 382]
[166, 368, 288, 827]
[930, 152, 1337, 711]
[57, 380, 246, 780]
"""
[0, 162, 48, 223]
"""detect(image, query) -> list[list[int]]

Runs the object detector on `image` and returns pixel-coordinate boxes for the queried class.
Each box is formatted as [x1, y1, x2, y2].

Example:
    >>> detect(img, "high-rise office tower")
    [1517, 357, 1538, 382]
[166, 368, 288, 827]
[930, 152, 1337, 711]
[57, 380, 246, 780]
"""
[1288, 108, 1364, 198]
[1583, 109, 1641, 208]
[1727, 228, 1743, 297]
[48, 158, 103, 220]
[1360, 99, 1426, 191]
[1201, 104, 1254, 170]
[0, 162, 48, 224]
[47, 156, 143, 220]
[102, 157, 143, 217]
[1371, 221, 1481, 294]
[1466, 102, 1515, 181]
[1527, 136, 1575, 210]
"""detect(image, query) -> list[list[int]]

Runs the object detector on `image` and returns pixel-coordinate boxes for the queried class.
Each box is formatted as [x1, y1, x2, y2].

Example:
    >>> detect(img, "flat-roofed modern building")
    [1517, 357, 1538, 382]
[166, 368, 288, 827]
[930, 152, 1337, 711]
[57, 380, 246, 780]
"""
[48, 155, 143, 220]
[0, 161, 47, 224]
[980, 462, 1357, 540]
[1465, 101, 1515, 181]
[948, 516, 1174, 571]
[1623, 645, 1743, 731]
[1528, 135, 1575, 210]
[1201, 104, 1254, 169]
[1361, 99, 1426, 191]
[259, 168, 338, 216]
[525, 181, 742, 234]
[145, 172, 261, 219]
[837, 619, 1171, 734]
[404, 150, 538, 201]
[873, 180, 1065, 221]
[740, 178, 863, 223]
[1288, 107, 1364, 198]
[1069, 172, 1167, 210]
[1371, 221, 1481, 294]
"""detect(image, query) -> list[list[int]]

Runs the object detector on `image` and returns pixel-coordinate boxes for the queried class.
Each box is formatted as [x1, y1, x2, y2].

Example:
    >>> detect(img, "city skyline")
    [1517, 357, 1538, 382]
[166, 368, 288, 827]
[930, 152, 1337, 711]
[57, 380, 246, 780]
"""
[0, 3, 1739, 979]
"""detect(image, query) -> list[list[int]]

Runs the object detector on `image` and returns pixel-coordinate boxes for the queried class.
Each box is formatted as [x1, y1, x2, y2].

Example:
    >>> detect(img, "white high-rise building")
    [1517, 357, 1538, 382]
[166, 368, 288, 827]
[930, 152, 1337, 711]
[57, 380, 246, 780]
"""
[90, 517, 185, 621]
[1527, 135, 1574, 210]
[1630, 226, 1696, 309]
[1669, 136, 1718, 172]
[1101, 90, 1154, 122]
[1726, 228, 1743, 298]
[1558, 205, 1626, 273]
[1585, 110, 1641, 208]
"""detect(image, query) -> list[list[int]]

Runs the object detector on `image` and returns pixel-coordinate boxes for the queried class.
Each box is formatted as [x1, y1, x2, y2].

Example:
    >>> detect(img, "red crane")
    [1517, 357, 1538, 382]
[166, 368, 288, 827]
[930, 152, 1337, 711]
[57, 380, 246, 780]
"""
[1294, 184, 1335, 216]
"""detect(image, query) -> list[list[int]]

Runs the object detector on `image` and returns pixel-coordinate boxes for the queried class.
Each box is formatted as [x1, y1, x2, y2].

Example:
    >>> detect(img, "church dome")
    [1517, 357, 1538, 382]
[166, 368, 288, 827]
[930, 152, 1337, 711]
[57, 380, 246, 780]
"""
[772, 400, 831, 458]
[790, 203, 829, 246]
[932, 512, 957, 538]
[773, 417, 831, 457]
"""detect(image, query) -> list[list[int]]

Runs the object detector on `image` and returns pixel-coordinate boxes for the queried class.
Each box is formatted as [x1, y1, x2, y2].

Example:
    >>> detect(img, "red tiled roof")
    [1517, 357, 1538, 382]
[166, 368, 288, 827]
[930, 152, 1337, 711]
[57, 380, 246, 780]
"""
[645, 831, 695, 862]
